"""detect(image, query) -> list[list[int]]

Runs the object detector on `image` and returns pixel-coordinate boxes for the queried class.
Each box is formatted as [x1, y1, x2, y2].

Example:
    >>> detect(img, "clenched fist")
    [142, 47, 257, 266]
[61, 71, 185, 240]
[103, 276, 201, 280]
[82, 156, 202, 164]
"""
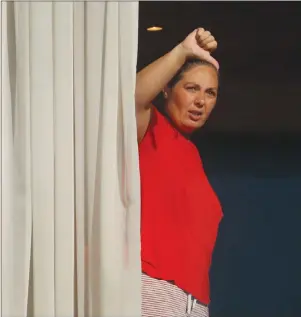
[178, 28, 219, 69]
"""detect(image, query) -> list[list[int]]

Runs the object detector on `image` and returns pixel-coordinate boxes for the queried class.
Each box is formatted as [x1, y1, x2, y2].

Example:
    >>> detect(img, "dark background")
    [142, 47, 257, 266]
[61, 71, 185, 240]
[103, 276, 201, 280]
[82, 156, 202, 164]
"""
[138, 2, 301, 317]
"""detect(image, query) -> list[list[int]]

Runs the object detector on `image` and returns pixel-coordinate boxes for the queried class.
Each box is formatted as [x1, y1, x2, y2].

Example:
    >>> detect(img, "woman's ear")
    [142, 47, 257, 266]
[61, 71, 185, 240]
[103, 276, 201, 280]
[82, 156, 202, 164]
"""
[162, 87, 171, 99]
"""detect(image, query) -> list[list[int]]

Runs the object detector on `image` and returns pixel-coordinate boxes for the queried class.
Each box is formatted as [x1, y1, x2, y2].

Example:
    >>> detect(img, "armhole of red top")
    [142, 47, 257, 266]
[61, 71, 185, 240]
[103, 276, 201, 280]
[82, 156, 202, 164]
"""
[139, 106, 158, 145]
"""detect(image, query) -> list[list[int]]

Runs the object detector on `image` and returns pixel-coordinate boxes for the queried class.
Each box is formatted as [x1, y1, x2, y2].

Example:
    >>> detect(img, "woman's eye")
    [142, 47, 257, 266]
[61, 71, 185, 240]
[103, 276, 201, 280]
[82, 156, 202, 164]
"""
[207, 90, 216, 97]
[187, 87, 196, 92]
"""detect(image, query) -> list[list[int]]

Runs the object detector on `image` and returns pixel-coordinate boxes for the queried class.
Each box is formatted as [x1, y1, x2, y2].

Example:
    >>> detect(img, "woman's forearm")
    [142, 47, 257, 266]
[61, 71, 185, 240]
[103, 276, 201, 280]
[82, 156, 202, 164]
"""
[135, 44, 187, 112]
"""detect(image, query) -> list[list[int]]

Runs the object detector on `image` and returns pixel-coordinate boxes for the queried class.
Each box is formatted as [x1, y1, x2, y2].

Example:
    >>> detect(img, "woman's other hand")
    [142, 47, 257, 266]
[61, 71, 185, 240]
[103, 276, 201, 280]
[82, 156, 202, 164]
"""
[178, 28, 219, 69]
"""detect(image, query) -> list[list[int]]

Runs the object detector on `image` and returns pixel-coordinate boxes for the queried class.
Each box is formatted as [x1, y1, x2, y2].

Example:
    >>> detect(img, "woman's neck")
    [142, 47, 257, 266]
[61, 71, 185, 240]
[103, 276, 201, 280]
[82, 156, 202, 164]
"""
[163, 110, 192, 140]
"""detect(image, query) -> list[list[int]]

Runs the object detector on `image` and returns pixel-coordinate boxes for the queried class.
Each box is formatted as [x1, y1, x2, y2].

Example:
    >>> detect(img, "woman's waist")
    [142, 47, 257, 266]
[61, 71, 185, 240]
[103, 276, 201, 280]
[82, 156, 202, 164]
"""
[141, 225, 216, 255]
[141, 248, 212, 280]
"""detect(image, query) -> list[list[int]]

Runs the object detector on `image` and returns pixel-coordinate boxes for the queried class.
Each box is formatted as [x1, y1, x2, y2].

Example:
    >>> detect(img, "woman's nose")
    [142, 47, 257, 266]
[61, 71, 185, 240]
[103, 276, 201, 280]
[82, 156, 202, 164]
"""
[194, 97, 205, 107]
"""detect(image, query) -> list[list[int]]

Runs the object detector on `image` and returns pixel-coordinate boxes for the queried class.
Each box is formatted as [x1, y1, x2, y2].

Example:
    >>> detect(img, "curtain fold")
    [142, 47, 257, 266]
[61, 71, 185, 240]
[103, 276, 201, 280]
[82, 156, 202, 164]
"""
[1, 2, 141, 317]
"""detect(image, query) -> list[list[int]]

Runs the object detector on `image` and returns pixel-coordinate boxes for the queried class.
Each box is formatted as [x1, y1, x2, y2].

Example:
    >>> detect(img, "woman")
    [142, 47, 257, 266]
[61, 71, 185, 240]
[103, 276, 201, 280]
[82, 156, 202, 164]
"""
[136, 28, 223, 317]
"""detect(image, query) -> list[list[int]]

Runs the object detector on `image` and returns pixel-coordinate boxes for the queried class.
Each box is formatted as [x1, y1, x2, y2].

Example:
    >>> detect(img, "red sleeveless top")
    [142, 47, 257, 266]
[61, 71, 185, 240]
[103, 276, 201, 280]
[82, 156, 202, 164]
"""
[139, 108, 223, 304]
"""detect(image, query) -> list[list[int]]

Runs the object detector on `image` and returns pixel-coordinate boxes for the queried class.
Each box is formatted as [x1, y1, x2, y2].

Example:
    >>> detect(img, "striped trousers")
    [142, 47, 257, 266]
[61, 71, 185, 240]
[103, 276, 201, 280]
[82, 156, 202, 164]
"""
[142, 273, 209, 317]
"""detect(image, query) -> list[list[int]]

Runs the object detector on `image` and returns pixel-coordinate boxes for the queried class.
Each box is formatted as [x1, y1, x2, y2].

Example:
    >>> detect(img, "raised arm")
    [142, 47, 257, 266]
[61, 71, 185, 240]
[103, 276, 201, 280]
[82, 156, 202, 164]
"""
[135, 28, 219, 142]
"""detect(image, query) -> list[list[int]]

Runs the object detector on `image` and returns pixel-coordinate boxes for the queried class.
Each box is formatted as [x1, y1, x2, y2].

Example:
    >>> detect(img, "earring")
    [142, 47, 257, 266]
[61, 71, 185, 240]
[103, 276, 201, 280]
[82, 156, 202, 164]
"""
[164, 92, 168, 99]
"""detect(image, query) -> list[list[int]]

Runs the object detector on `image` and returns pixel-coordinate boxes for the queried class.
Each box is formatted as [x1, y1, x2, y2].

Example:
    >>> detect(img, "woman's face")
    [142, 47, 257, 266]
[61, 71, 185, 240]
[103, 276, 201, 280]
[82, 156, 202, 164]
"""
[165, 65, 218, 134]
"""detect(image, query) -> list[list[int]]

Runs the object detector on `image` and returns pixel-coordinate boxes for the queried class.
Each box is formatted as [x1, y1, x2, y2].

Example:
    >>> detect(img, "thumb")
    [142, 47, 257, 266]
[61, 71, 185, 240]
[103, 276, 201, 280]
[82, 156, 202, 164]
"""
[200, 50, 219, 70]
[195, 47, 219, 70]
[206, 55, 219, 70]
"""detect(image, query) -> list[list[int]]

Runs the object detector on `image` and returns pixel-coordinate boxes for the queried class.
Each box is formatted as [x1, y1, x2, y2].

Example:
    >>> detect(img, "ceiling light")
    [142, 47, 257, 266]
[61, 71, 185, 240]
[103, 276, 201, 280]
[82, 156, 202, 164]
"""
[147, 26, 163, 32]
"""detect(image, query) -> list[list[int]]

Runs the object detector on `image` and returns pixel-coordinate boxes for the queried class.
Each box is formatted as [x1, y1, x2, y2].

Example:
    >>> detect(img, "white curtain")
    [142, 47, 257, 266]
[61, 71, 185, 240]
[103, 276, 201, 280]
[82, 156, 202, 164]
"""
[1, 2, 141, 317]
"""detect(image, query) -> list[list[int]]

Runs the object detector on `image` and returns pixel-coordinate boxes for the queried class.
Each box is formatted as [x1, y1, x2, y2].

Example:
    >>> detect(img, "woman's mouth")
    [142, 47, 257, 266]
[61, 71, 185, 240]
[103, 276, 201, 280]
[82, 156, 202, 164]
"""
[188, 110, 203, 122]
